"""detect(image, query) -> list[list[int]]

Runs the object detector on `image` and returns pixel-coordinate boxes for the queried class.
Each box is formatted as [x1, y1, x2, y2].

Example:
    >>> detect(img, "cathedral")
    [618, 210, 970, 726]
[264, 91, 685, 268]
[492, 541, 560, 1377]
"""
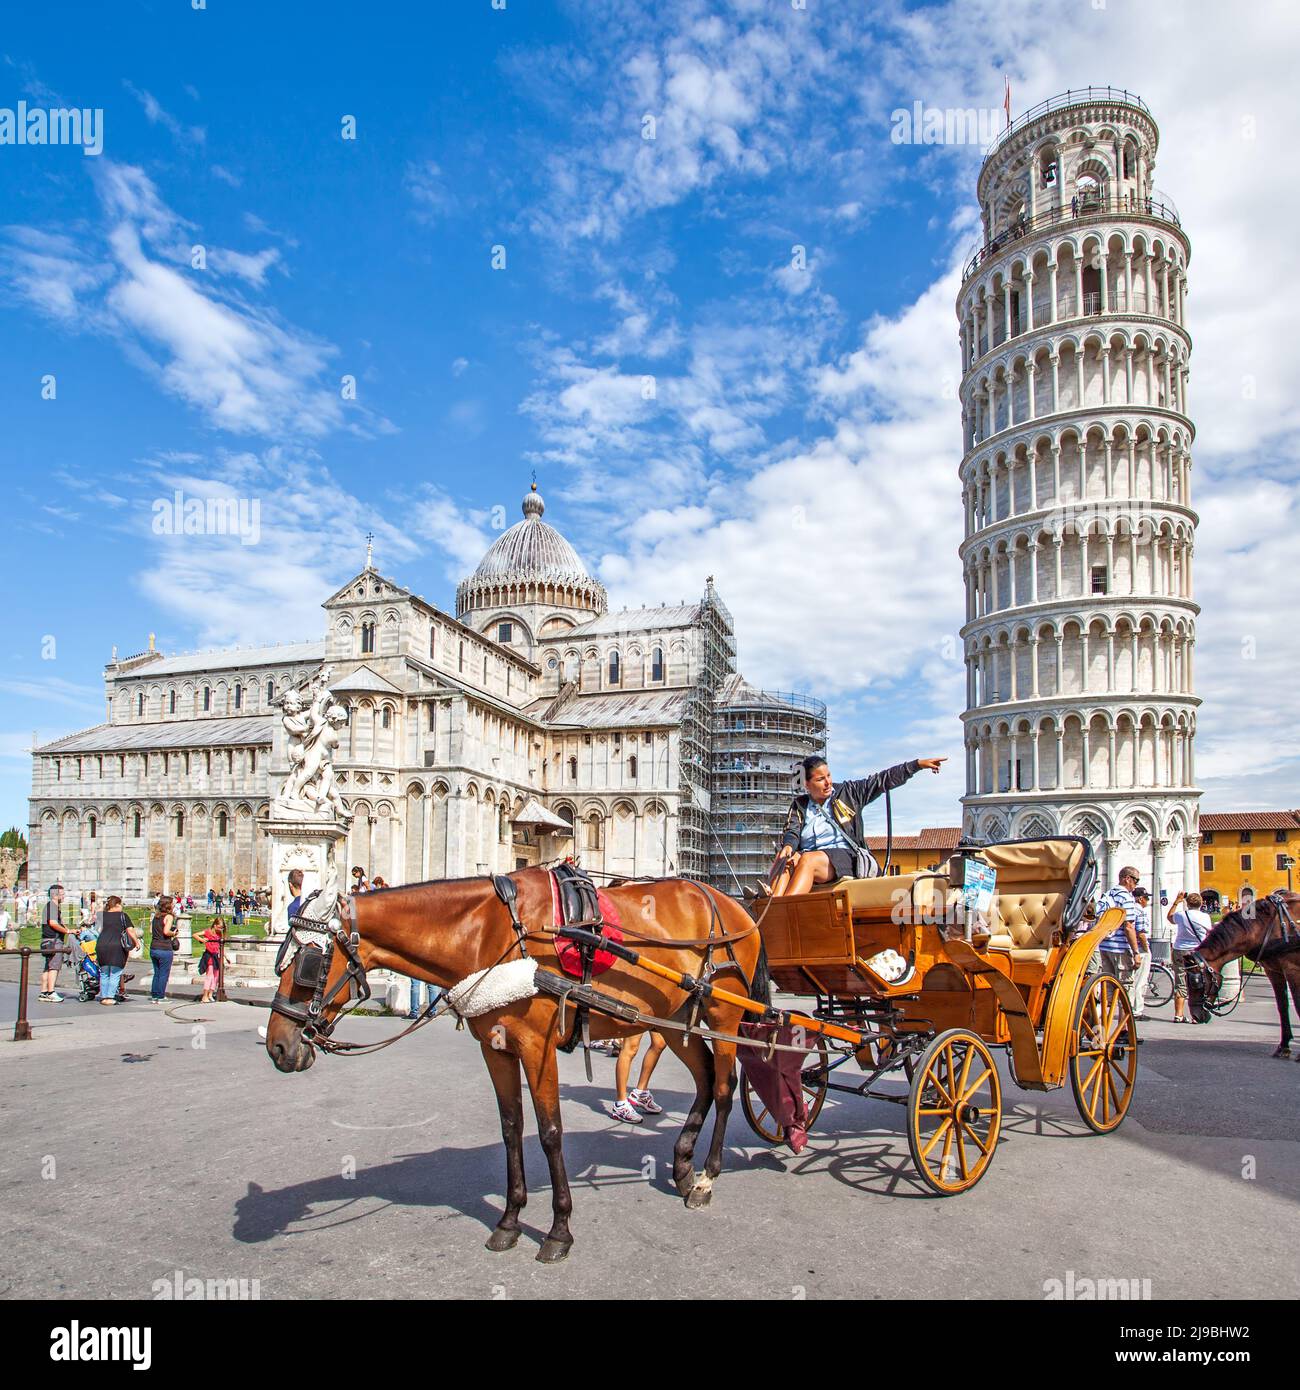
[28, 485, 827, 901]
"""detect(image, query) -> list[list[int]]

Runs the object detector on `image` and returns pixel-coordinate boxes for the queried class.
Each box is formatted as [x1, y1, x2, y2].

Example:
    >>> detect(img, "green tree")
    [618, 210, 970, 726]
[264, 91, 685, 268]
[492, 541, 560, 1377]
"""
[0, 828, 27, 855]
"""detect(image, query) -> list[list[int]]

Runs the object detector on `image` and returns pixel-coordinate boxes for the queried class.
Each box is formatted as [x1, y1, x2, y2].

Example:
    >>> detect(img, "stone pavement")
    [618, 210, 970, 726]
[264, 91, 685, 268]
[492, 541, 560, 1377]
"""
[0, 975, 1296, 1300]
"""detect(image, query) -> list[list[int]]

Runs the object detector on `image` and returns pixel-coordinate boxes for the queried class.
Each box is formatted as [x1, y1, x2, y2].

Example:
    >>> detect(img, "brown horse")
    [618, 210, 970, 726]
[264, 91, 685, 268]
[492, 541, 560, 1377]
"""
[1186, 891, 1300, 1056]
[263, 869, 764, 1262]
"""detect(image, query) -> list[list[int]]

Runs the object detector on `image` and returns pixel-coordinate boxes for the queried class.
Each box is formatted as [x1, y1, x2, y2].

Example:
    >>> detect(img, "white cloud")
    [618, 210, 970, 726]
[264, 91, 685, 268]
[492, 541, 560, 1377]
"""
[123, 81, 206, 147]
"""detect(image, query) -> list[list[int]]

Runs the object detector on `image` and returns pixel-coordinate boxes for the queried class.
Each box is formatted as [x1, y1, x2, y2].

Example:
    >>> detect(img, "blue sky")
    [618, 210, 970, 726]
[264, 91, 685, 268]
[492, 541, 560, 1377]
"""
[3, 0, 1299, 839]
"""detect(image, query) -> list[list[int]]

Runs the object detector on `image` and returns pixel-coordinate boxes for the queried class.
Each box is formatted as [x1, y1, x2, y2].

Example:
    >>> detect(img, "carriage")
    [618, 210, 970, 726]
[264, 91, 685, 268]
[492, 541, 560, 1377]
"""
[740, 836, 1138, 1194]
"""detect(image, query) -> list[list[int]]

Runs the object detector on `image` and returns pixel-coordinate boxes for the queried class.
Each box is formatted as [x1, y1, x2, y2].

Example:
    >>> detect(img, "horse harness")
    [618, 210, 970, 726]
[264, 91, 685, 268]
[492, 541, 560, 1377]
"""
[1188, 891, 1300, 1015]
[269, 889, 374, 1048]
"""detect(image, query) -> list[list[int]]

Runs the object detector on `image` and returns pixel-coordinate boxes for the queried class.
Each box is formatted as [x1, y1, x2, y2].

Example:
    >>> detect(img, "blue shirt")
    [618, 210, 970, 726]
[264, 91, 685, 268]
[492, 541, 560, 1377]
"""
[800, 796, 854, 853]
[1097, 885, 1138, 953]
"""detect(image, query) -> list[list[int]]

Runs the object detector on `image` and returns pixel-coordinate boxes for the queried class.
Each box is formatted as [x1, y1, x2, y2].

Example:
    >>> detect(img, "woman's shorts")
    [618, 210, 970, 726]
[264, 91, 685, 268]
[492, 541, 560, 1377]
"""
[1172, 949, 1198, 1000]
[821, 848, 857, 883]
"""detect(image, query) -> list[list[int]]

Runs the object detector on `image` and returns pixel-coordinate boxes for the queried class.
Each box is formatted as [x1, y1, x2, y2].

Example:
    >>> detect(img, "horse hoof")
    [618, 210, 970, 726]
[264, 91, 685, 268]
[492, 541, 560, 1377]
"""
[674, 1170, 696, 1199]
[485, 1227, 521, 1252]
[535, 1237, 572, 1264]
[685, 1176, 714, 1209]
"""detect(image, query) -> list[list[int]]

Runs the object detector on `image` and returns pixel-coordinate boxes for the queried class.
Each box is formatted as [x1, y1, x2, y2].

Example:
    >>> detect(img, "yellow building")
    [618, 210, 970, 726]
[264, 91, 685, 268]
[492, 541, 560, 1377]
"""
[864, 827, 962, 877]
[1198, 811, 1300, 908]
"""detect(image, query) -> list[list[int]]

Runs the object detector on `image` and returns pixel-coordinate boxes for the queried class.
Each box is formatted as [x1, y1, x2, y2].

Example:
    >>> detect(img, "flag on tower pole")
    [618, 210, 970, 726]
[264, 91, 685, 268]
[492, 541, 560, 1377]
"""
[1004, 75, 1012, 127]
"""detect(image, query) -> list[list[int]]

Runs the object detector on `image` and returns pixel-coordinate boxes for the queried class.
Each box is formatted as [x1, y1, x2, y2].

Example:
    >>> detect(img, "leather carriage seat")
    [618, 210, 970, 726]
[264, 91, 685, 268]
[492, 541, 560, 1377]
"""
[948, 838, 1085, 964]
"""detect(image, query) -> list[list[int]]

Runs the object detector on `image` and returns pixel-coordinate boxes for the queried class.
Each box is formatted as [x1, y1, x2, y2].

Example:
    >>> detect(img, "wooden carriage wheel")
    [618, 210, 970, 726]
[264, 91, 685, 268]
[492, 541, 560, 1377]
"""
[1069, 974, 1137, 1133]
[906, 1029, 1002, 1196]
[740, 1037, 829, 1145]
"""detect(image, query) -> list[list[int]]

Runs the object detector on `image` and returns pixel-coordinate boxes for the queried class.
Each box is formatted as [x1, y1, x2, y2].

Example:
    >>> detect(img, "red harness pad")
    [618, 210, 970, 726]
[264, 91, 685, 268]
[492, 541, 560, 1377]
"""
[555, 889, 623, 979]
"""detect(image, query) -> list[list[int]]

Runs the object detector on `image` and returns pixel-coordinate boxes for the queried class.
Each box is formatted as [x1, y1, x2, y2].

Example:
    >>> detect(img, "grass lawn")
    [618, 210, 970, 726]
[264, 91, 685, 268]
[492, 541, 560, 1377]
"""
[15, 910, 272, 957]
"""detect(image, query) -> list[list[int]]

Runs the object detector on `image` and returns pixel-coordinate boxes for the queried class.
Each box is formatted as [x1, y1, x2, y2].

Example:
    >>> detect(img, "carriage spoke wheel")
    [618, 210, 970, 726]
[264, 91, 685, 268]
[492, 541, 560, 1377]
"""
[1070, 974, 1137, 1133]
[906, 1029, 1002, 1196]
[741, 1038, 829, 1145]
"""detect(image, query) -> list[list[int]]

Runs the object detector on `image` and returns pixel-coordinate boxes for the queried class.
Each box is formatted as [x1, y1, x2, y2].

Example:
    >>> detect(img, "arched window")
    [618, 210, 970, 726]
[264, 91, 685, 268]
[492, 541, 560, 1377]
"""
[203, 686, 211, 712]
[585, 813, 603, 851]
[266, 680, 274, 702]
[427, 704, 436, 733]
[175, 810, 185, 838]
[381, 706, 392, 730]
[608, 650, 620, 685]
[132, 811, 142, 838]
[137, 692, 144, 716]
[234, 683, 243, 710]
[169, 690, 176, 714]
[651, 647, 664, 682]
[628, 755, 638, 778]
[429, 627, 437, 658]
[568, 756, 578, 780]
[217, 810, 228, 838]
[361, 621, 376, 655]
[88, 815, 97, 839]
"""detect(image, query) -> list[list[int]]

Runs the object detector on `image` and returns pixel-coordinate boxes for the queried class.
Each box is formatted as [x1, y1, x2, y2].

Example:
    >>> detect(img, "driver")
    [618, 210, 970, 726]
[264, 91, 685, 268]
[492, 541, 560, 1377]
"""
[767, 755, 946, 896]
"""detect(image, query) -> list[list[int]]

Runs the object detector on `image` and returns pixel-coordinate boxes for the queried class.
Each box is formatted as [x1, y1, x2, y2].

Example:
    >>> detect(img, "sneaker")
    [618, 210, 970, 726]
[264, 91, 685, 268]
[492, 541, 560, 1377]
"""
[100, 999, 115, 1006]
[46, 992, 64, 1003]
[37, 992, 53, 1002]
[629, 1088, 662, 1114]
[610, 1098, 643, 1124]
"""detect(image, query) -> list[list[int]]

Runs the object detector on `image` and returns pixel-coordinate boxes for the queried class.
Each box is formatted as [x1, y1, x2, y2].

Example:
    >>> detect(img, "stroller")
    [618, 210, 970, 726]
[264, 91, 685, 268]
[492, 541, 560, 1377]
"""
[76, 932, 132, 1003]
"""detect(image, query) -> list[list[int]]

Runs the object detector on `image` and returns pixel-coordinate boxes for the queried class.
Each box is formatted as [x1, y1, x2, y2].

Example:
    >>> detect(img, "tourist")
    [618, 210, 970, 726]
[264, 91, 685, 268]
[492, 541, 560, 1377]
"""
[407, 975, 442, 1020]
[95, 896, 138, 1006]
[768, 754, 947, 896]
[38, 883, 70, 1003]
[1131, 887, 1153, 1019]
[0, 898, 12, 949]
[371, 876, 387, 890]
[611, 1031, 667, 1124]
[1095, 865, 1143, 1009]
[351, 866, 369, 894]
[149, 895, 178, 1003]
[286, 869, 304, 925]
[197, 918, 226, 1004]
[1169, 891, 1212, 1024]
[207, 888, 215, 909]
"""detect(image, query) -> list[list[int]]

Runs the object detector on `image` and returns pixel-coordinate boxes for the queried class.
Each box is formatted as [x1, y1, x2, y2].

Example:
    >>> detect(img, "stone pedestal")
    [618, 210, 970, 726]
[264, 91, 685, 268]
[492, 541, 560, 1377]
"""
[262, 809, 351, 939]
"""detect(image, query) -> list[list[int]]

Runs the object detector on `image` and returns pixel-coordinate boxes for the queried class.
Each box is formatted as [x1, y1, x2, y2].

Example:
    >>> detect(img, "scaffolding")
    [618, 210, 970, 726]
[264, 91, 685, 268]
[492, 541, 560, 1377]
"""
[708, 683, 827, 890]
[675, 579, 736, 880]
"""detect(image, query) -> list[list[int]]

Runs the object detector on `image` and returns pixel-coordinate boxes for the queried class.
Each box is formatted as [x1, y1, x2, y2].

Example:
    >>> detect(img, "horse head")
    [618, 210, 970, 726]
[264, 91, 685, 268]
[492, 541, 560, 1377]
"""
[1186, 891, 1300, 1023]
[264, 907, 372, 1073]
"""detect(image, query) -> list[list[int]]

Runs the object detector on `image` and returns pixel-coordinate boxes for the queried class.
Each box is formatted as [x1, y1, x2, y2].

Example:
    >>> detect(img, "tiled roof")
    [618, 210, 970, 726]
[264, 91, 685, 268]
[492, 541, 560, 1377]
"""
[1200, 811, 1300, 832]
[117, 641, 325, 678]
[864, 825, 962, 853]
[568, 605, 700, 637]
[35, 715, 274, 754]
[329, 664, 401, 695]
[537, 688, 690, 729]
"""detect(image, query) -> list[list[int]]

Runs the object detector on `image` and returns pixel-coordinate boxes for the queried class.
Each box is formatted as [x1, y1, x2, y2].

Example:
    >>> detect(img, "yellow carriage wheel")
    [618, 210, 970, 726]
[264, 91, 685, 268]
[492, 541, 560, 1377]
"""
[740, 1038, 829, 1145]
[906, 1029, 1002, 1196]
[1069, 974, 1138, 1133]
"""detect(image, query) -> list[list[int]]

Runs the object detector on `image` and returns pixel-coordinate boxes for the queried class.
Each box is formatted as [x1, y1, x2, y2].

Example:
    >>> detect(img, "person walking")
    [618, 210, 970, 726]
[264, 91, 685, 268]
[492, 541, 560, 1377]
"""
[95, 897, 138, 1005]
[1094, 864, 1143, 1011]
[610, 1031, 668, 1124]
[38, 883, 70, 1003]
[1131, 886, 1154, 1019]
[149, 895, 178, 1003]
[407, 975, 443, 1020]
[1168, 890, 1212, 1023]
[197, 918, 226, 1004]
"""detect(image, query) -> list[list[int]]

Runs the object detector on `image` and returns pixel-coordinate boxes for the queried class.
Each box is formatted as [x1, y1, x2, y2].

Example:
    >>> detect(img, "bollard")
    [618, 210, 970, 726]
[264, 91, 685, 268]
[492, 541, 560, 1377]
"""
[14, 946, 33, 1042]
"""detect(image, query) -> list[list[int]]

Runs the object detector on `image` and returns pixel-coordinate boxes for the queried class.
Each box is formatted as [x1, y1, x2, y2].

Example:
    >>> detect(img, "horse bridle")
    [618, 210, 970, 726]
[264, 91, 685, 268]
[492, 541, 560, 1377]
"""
[1187, 891, 1298, 1015]
[269, 894, 372, 1045]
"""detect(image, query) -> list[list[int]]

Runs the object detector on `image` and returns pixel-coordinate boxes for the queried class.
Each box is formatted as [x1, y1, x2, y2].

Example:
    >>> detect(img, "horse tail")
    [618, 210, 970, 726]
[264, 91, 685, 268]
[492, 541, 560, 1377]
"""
[749, 941, 772, 1007]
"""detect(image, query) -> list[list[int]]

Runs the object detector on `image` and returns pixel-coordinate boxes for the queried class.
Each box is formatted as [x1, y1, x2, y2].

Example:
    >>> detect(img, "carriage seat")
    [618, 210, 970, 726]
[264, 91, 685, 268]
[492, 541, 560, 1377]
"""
[948, 838, 1086, 964]
[813, 871, 956, 920]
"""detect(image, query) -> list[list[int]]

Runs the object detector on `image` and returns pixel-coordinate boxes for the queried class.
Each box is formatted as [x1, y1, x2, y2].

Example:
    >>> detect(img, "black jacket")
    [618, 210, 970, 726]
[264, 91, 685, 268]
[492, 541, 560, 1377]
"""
[779, 761, 922, 868]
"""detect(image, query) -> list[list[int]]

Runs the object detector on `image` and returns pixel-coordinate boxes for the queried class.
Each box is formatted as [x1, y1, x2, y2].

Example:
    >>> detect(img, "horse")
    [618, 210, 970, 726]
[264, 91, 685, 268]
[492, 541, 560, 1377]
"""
[262, 868, 765, 1262]
[1185, 890, 1300, 1056]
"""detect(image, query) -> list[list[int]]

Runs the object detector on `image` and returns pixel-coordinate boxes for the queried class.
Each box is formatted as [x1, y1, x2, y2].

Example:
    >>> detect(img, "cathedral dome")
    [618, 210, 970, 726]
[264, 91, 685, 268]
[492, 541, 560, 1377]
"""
[456, 483, 607, 624]
[471, 485, 592, 584]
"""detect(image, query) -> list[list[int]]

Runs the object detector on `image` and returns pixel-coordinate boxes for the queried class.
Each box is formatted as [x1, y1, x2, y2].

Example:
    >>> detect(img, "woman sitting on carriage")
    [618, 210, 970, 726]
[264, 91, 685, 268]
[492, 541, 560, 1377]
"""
[765, 753, 946, 896]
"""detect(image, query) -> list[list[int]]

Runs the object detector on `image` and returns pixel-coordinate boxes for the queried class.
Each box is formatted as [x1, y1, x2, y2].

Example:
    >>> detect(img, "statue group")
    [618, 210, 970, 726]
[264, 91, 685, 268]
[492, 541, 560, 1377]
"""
[273, 667, 352, 822]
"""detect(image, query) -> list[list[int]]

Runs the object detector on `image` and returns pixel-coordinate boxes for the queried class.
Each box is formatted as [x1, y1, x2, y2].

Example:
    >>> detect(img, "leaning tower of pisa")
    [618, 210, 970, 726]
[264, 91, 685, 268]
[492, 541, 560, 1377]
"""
[956, 88, 1200, 900]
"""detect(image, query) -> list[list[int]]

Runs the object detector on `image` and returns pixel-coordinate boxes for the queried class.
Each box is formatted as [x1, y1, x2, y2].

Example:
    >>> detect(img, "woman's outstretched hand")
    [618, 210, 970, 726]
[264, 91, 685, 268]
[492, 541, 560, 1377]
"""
[916, 757, 947, 773]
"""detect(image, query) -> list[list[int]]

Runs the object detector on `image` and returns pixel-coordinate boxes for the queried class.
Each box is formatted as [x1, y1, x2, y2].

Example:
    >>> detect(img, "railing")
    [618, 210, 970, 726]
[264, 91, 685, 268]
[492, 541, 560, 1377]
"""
[716, 688, 828, 719]
[982, 87, 1151, 162]
[962, 191, 1182, 284]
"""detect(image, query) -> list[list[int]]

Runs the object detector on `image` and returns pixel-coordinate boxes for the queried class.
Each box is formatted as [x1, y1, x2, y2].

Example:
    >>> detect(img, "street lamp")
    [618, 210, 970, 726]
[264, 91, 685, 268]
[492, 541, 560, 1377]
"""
[1282, 854, 1295, 893]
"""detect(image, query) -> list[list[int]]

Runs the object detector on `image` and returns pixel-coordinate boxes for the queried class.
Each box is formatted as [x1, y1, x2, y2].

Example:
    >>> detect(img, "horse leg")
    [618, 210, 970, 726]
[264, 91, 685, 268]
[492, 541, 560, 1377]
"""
[518, 1034, 574, 1263]
[480, 1043, 527, 1252]
[660, 1028, 715, 1206]
[1266, 970, 1292, 1058]
[698, 1038, 738, 1192]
